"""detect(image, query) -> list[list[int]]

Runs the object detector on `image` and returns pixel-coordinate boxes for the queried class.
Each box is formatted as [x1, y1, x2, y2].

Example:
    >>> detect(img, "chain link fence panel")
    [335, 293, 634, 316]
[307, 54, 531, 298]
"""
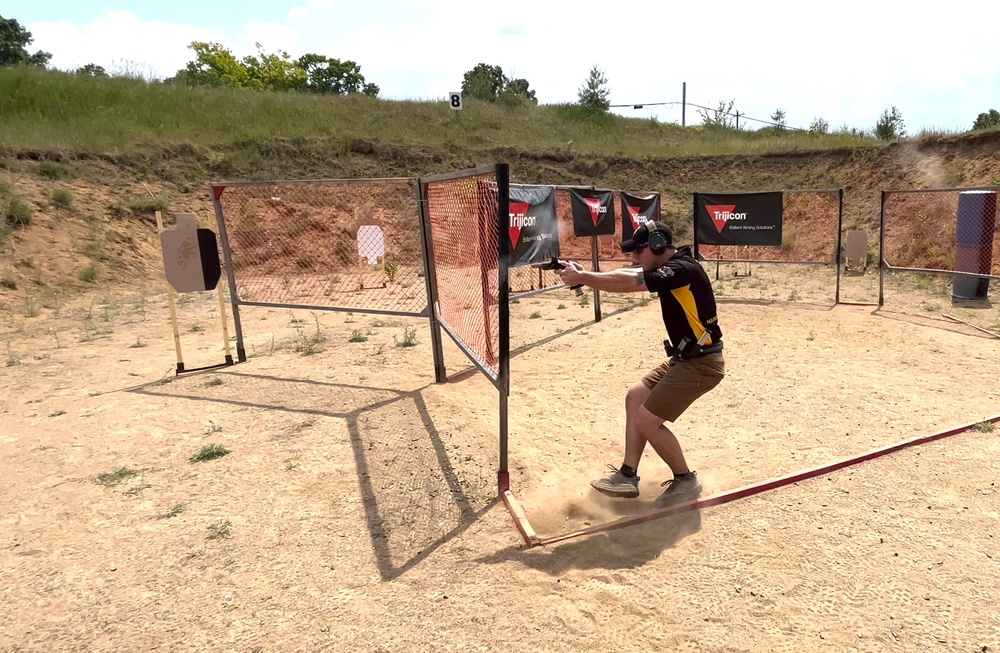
[881, 188, 1000, 334]
[213, 179, 426, 316]
[421, 170, 501, 379]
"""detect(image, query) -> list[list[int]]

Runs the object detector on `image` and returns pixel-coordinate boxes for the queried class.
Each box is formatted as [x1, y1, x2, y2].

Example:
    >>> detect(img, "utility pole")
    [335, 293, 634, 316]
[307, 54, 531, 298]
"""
[735, 111, 742, 130]
[682, 82, 686, 127]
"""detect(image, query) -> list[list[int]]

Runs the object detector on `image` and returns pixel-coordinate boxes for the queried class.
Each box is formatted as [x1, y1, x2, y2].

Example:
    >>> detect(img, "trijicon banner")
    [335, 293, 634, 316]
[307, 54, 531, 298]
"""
[694, 192, 783, 246]
[621, 192, 661, 244]
[509, 185, 559, 266]
[569, 188, 615, 237]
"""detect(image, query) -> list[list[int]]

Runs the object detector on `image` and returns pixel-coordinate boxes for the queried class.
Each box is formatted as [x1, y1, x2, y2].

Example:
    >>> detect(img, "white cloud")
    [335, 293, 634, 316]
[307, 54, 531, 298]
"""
[26, 1, 1000, 131]
[31, 10, 232, 79]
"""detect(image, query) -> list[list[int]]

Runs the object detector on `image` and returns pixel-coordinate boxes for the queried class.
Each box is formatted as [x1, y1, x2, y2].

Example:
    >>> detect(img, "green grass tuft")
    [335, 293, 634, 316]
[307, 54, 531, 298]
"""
[96, 466, 139, 486]
[190, 443, 230, 463]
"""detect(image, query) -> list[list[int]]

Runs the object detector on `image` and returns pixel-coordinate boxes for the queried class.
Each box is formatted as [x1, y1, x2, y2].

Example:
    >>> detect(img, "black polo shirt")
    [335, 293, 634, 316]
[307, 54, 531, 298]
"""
[643, 246, 723, 349]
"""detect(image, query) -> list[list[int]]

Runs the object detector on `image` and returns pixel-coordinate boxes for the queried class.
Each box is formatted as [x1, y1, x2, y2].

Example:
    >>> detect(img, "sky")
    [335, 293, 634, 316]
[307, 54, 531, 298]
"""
[8, 0, 1000, 133]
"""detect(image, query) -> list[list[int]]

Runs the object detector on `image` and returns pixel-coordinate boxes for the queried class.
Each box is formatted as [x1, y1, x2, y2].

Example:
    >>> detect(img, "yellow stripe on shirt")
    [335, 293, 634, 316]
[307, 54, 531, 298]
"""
[670, 284, 712, 344]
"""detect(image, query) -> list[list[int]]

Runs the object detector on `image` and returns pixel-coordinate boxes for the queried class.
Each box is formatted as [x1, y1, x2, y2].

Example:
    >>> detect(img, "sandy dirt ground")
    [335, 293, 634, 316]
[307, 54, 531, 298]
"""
[2, 266, 1000, 653]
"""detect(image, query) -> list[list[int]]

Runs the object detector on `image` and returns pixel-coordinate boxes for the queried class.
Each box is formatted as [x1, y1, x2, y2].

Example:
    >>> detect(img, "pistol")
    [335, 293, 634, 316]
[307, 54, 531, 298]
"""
[532, 258, 584, 296]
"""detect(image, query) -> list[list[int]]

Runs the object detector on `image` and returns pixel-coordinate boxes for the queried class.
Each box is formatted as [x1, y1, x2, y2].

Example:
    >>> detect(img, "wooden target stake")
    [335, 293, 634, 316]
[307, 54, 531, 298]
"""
[216, 282, 233, 362]
[155, 209, 185, 371]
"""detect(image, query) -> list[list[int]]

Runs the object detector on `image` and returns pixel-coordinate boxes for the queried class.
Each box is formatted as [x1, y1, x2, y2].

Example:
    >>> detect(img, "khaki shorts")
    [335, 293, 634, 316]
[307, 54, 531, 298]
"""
[641, 353, 726, 422]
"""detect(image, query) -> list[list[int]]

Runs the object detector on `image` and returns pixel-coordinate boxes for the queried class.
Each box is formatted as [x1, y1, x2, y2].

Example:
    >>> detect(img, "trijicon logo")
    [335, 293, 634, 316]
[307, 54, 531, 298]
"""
[705, 204, 747, 233]
[626, 205, 648, 231]
[509, 202, 535, 248]
[583, 197, 607, 226]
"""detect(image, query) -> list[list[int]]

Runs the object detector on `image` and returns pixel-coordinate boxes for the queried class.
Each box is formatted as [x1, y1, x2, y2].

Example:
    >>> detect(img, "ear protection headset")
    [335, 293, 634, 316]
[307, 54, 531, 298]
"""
[645, 221, 671, 255]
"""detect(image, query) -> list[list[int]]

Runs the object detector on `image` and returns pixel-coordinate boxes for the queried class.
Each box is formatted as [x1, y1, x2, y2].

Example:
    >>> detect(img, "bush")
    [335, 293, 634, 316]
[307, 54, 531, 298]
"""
[552, 102, 614, 126]
[875, 107, 906, 140]
[51, 187, 73, 208]
[79, 264, 98, 283]
[809, 117, 830, 135]
[4, 197, 32, 226]
[383, 258, 399, 282]
[972, 109, 1000, 131]
[38, 161, 71, 180]
[129, 195, 169, 214]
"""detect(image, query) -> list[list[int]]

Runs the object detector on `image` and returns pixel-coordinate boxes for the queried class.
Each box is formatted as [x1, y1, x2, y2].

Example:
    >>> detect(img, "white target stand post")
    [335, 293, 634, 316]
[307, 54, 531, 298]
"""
[157, 211, 235, 375]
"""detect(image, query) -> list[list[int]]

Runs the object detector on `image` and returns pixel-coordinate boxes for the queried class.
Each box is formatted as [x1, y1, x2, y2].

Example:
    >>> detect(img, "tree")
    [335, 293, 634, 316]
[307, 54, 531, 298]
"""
[972, 109, 1000, 131]
[462, 63, 507, 102]
[241, 44, 306, 92]
[459, 64, 536, 106]
[499, 77, 537, 106]
[296, 53, 377, 95]
[874, 106, 906, 140]
[809, 116, 830, 134]
[577, 65, 610, 113]
[698, 99, 736, 128]
[172, 42, 378, 96]
[770, 108, 787, 130]
[75, 63, 108, 78]
[179, 42, 256, 88]
[0, 15, 51, 67]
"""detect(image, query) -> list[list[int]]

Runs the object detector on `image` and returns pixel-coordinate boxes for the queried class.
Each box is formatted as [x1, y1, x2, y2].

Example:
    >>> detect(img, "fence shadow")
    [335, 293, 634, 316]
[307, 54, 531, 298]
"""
[129, 370, 496, 580]
[476, 510, 703, 574]
[871, 307, 1000, 340]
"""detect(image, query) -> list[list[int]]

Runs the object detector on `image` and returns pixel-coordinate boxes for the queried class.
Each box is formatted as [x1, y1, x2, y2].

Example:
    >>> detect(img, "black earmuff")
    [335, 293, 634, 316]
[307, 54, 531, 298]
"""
[646, 221, 670, 255]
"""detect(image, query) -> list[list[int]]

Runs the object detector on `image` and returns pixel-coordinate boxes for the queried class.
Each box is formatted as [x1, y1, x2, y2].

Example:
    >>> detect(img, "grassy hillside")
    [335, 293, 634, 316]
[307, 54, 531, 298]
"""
[1, 65, 999, 306]
[0, 66, 877, 158]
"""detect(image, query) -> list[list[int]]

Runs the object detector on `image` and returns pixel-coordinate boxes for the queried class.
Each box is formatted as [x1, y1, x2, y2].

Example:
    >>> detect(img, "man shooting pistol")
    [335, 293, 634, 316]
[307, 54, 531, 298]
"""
[552, 221, 726, 507]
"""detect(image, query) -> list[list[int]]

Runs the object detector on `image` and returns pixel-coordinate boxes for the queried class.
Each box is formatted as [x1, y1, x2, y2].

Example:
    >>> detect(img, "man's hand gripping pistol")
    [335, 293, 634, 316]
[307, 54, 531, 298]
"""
[532, 258, 585, 296]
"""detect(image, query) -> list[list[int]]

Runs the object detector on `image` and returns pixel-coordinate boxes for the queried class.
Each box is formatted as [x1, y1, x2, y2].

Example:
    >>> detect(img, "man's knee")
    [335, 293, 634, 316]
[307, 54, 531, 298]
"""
[626, 382, 650, 410]
[635, 404, 666, 434]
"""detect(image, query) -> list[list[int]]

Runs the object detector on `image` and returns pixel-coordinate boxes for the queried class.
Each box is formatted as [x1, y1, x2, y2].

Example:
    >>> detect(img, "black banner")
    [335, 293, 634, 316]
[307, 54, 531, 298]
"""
[620, 192, 661, 243]
[694, 192, 783, 246]
[570, 188, 615, 237]
[509, 185, 559, 266]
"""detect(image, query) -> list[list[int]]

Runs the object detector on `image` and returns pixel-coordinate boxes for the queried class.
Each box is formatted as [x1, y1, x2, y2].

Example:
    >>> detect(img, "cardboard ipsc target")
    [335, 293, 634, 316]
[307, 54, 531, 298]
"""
[160, 214, 222, 293]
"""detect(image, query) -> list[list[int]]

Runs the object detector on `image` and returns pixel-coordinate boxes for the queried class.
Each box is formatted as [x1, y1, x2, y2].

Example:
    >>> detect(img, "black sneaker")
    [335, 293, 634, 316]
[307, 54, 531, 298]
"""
[590, 464, 640, 498]
[654, 472, 702, 507]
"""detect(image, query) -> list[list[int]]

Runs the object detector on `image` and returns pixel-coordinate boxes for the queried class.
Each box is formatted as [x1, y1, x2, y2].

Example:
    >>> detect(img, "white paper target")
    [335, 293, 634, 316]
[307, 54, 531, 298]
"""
[357, 225, 385, 264]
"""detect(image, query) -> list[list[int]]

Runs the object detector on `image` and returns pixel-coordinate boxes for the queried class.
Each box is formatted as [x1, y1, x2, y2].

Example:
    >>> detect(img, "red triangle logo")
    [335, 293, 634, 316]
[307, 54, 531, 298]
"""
[626, 205, 644, 230]
[509, 202, 529, 249]
[584, 197, 602, 226]
[705, 204, 736, 233]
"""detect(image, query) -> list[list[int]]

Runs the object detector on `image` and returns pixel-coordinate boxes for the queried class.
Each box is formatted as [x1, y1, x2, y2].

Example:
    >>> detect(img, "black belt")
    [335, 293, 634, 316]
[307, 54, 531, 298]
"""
[676, 342, 724, 360]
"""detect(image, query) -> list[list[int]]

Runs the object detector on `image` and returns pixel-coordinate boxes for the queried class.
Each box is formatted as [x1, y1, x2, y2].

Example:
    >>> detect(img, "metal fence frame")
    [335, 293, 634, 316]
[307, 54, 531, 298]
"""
[415, 164, 537, 543]
[210, 177, 432, 365]
[879, 186, 1000, 306]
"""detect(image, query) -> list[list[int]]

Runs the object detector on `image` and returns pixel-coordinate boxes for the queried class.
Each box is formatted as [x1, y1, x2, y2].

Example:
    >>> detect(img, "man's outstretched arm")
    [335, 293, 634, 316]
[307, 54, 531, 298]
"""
[555, 262, 648, 293]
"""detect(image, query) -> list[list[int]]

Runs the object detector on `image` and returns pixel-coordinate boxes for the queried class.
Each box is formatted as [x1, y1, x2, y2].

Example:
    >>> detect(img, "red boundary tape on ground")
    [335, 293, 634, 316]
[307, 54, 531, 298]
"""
[517, 414, 1000, 547]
